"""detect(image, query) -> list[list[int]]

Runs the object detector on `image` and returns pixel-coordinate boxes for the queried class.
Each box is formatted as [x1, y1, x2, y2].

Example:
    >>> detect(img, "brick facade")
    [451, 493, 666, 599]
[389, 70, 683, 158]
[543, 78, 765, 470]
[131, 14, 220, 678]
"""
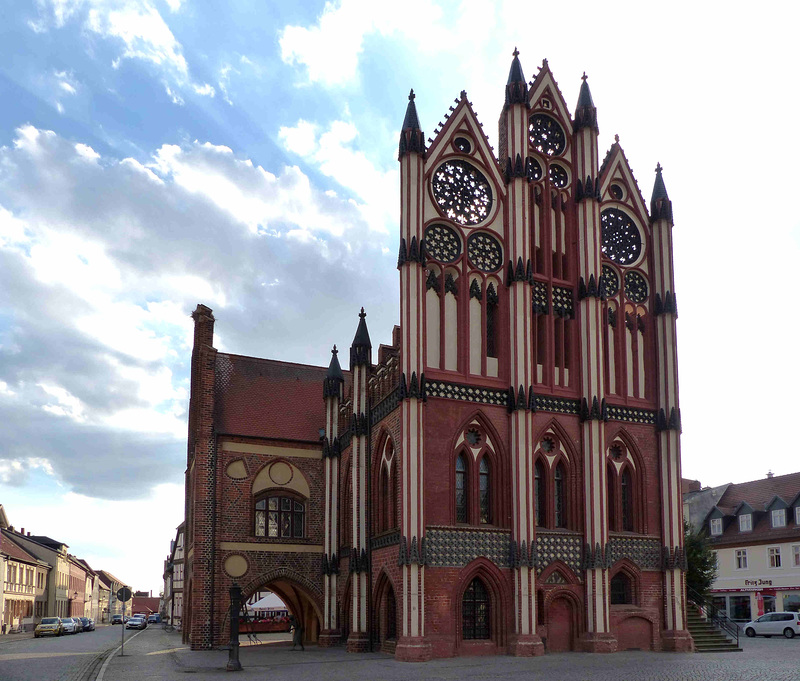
[183, 54, 692, 658]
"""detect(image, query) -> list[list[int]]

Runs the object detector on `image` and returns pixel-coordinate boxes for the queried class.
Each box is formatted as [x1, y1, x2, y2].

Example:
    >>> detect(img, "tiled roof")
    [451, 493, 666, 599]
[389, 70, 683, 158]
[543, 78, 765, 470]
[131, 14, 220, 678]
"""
[1, 533, 41, 565]
[707, 472, 800, 546]
[215, 353, 350, 443]
[716, 472, 800, 514]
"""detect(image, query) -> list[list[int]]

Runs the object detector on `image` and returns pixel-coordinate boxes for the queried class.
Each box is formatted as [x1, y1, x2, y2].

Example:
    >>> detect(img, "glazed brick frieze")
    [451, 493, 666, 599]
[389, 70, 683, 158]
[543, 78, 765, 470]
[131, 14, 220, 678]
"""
[371, 530, 400, 551]
[608, 536, 662, 570]
[535, 532, 583, 575]
[370, 387, 400, 426]
[425, 381, 507, 406]
[425, 527, 511, 568]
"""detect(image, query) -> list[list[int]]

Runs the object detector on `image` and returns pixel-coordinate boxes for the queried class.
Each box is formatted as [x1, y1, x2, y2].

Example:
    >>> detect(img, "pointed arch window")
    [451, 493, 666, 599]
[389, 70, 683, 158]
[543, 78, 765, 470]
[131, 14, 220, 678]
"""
[486, 283, 498, 359]
[479, 458, 491, 524]
[455, 454, 468, 523]
[621, 467, 633, 532]
[534, 460, 545, 527]
[607, 464, 616, 531]
[462, 578, 490, 640]
[610, 572, 633, 605]
[554, 463, 566, 528]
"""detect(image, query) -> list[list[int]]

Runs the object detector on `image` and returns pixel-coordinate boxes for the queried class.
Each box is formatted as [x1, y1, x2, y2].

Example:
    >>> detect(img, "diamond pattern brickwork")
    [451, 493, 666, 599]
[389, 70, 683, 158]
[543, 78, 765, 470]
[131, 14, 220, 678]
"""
[426, 527, 512, 568]
[535, 532, 583, 575]
[608, 536, 662, 570]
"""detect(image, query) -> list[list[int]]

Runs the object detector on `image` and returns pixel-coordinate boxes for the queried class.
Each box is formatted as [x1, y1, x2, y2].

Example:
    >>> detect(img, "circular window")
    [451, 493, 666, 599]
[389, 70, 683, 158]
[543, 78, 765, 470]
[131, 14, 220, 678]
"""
[601, 264, 619, 297]
[528, 114, 566, 156]
[624, 271, 648, 303]
[540, 437, 556, 453]
[601, 208, 642, 265]
[467, 232, 503, 272]
[454, 137, 472, 154]
[549, 164, 568, 188]
[424, 224, 462, 263]
[609, 184, 624, 201]
[465, 428, 481, 446]
[527, 157, 542, 181]
[431, 160, 493, 226]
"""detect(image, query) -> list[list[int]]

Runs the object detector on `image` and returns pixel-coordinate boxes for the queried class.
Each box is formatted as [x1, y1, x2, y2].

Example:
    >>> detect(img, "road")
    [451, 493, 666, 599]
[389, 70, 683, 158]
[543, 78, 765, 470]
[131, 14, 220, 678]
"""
[0, 624, 142, 681]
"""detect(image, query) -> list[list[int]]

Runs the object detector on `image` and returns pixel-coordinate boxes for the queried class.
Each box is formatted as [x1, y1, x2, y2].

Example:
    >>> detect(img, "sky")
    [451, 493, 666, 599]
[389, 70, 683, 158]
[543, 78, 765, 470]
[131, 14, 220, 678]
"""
[0, 0, 799, 595]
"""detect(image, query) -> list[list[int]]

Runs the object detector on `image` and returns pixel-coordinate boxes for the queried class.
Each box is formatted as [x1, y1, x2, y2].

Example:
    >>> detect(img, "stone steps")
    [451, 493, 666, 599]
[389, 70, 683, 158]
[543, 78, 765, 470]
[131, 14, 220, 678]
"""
[686, 613, 742, 652]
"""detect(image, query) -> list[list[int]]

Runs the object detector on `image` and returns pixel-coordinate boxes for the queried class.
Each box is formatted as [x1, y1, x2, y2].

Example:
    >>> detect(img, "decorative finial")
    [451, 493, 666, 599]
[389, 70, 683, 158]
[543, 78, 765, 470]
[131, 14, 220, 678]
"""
[542, 58, 548, 67]
[582, 71, 587, 81]
[513, 46, 519, 58]
[359, 307, 366, 319]
[460, 90, 467, 100]
[655, 162, 662, 174]
[614, 134, 620, 143]
[332, 345, 338, 355]
[408, 89, 415, 101]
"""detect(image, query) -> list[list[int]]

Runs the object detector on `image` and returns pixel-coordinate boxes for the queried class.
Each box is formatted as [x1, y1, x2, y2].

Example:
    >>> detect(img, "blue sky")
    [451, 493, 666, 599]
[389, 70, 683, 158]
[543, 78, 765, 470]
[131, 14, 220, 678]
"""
[1, 0, 799, 594]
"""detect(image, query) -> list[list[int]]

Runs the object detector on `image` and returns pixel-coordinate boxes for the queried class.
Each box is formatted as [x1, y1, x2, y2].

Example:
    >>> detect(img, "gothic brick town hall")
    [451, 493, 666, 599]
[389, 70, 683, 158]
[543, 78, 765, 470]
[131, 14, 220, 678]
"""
[183, 51, 691, 660]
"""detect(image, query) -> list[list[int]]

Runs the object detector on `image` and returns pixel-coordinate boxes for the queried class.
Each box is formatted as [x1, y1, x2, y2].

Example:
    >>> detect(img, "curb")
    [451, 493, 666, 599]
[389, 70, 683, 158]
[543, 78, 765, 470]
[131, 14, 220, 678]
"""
[95, 629, 144, 681]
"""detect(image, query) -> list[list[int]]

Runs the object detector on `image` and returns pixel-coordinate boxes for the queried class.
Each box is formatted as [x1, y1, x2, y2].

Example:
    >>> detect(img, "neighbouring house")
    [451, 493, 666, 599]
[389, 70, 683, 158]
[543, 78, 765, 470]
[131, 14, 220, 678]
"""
[684, 472, 800, 621]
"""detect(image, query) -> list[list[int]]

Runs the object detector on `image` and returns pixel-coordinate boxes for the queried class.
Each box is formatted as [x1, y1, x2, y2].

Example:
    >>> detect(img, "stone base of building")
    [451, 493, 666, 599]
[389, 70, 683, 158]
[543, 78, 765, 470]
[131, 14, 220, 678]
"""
[508, 633, 545, 657]
[317, 630, 341, 648]
[579, 632, 617, 653]
[394, 636, 433, 662]
[661, 629, 694, 652]
[346, 631, 370, 653]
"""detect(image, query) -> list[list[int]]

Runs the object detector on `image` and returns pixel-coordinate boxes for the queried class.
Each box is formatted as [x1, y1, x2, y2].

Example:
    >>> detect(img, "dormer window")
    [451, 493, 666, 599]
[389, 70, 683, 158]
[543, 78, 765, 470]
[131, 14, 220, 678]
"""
[739, 514, 752, 532]
[795, 506, 800, 525]
[710, 518, 723, 536]
[771, 508, 786, 528]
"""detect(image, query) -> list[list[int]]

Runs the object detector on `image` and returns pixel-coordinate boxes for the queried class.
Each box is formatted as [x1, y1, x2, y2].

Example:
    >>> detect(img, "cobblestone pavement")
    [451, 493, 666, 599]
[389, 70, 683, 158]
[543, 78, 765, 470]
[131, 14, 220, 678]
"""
[91, 629, 800, 681]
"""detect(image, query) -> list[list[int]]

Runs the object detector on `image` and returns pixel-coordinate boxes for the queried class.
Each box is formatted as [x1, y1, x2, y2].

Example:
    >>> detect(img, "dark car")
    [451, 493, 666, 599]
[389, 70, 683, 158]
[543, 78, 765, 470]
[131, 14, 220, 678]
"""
[111, 614, 124, 624]
[147, 614, 161, 624]
[80, 617, 95, 631]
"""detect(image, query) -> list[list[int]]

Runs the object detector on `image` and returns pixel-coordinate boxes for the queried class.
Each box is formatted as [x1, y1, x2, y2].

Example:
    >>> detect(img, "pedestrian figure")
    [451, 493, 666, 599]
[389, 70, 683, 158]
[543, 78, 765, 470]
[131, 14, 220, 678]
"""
[288, 614, 304, 651]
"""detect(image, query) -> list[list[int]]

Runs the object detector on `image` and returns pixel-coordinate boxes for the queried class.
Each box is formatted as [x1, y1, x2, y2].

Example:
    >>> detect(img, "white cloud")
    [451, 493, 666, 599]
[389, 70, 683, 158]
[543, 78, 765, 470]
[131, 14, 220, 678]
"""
[193, 83, 215, 97]
[278, 119, 318, 157]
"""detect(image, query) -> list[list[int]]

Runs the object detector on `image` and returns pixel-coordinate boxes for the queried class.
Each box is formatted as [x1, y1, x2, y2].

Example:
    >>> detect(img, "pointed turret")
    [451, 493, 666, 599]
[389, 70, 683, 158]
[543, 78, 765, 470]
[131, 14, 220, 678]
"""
[650, 163, 673, 223]
[350, 308, 372, 368]
[398, 89, 425, 159]
[323, 345, 344, 398]
[505, 47, 528, 105]
[573, 72, 598, 132]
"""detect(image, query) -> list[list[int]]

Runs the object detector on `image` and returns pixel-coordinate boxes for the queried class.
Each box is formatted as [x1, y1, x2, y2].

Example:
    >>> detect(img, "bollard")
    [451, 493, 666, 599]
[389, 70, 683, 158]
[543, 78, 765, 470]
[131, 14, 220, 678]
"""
[227, 584, 243, 671]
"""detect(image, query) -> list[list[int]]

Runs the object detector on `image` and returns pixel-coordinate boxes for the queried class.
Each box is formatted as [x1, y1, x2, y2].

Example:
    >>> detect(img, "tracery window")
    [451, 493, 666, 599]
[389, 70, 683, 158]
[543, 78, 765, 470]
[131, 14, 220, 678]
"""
[462, 578, 490, 640]
[620, 467, 633, 532]
[554, 463, 566, 528]
[455, 454, 468, 523]
[534, 460, 545, 527]
[255, 495, 305, 538]
[479, 458, 491, 524]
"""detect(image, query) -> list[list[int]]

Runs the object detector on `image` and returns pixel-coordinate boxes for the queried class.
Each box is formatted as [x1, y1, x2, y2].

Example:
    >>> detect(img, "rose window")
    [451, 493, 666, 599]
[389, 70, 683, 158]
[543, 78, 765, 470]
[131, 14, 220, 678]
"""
[528, 114, 566, 156]
[549, 164, 568, 188]
[601, 265, 619, 297]
[601, 208, 642, 265]
[624, 271, 648, 303]
[467, 232, 502, 272]
[424, 224, 461, 263]
[431, 160, 493, 226]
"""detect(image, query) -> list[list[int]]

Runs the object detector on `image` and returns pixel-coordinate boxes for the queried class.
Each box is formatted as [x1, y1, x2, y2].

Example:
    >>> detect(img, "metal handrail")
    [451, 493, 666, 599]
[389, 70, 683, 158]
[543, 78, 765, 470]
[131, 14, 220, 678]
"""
[687, 585, 740, 647]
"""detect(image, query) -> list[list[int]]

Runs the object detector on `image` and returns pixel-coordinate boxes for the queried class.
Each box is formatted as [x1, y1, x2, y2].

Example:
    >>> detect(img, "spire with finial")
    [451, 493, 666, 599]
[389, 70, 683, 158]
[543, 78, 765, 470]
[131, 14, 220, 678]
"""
[350, 307, 372, 368]
[399, 89, 425, 159]
[323, 345, 344, 398]
[505, 46, 527, 105]
[650, 162, 673, 223]
[573, 71, 598, 132]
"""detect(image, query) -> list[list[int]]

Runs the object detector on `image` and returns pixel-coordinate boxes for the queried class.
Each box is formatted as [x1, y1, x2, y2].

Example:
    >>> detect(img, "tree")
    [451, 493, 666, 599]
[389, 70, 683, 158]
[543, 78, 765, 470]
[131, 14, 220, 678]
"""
[684, 519, 718, 601]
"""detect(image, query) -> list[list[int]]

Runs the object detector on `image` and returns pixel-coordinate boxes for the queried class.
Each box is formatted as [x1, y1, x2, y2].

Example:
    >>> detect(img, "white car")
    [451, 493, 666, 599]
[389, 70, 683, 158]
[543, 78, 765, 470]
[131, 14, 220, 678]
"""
[743, 611, 800, 639]
[60, 618, 78, 635]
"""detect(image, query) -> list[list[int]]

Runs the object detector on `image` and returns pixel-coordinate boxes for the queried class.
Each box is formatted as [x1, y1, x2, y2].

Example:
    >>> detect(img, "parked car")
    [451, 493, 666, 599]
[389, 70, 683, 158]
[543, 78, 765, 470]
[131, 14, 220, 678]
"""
[111, 614, 128, 624]
[147, 614, 161, 624]
[126, 616, 147, 630]
[34, 617, 63, 637]
[744, 612, 800, 638]
[80, 617, 95, 631]
[60, 618, 78, 635]
[71, 617, 84, 633]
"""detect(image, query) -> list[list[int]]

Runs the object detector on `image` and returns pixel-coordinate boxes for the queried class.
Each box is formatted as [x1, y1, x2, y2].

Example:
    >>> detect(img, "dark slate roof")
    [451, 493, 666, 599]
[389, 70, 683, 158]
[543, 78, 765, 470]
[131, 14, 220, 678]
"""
[402, 90, 421, 131]
[351, 309, 372, 350]
[651, 163, 669, 202]
[326, 346, 344, 381]
[28, 535, 68, 550]
[215, 353, 350, 442]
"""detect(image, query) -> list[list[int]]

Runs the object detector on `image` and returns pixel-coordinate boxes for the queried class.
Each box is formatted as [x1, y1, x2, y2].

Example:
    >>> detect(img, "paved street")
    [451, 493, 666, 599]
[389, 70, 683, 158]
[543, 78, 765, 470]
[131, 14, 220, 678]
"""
[3, 626, 798, 681]
[0, 624, 142, 681]
[78, 628, 800, 681]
